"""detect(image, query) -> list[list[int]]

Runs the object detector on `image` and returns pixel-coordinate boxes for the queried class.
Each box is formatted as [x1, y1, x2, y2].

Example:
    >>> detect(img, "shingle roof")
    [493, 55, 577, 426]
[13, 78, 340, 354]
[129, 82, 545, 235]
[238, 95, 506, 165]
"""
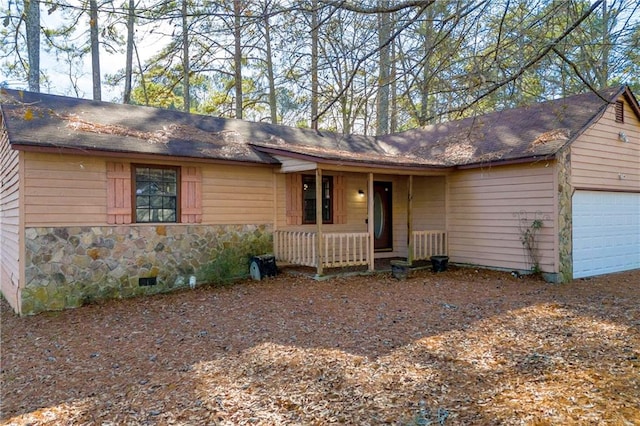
[1, 86, 632, 169]
[0, 89, 381, 165]
[377, 86, 628, 167]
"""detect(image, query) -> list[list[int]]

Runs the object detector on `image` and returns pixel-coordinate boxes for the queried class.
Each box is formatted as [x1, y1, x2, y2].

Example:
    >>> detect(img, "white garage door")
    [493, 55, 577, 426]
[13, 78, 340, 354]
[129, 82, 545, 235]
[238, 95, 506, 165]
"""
[572, 191, 640, 279]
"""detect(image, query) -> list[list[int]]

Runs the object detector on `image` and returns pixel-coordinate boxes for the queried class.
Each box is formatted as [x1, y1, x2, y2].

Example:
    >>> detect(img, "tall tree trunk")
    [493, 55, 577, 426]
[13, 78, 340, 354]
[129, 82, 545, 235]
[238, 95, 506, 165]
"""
[134, 42, 149, 105]
[124, 0, 135, 103]
[263, 10, 278, 124]
[419, 10, 434, 126]
[390, 38, 397, 133]
[341, 96, 350, 134]
[182, 0, 190, 112]
[89, 0, 101, 100]
[25, 0, 40, 92]
[599, 0, 609, 88]
[310, 0, 318, 130]
[233, 0, 243, 119]
[376, 0, 390, 135]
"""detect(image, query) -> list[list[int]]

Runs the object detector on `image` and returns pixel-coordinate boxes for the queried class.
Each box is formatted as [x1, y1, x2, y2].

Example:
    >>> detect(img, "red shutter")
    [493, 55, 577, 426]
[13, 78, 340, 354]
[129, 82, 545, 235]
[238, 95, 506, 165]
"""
[333, 174, 347, 224]
[181, 166, 202, 223]
[286, 173, 302, 225]
[106, 162, 132, 224]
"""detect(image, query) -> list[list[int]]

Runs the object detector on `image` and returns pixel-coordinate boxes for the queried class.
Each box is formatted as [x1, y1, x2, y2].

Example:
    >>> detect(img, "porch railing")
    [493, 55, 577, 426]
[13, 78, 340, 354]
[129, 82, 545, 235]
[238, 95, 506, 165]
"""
[275, 229, 447, 268]
[412, 230, 447, 260]
[322, 232, 369, 268]
[274, 231, 317, 267]
[274, 231, 369, 268]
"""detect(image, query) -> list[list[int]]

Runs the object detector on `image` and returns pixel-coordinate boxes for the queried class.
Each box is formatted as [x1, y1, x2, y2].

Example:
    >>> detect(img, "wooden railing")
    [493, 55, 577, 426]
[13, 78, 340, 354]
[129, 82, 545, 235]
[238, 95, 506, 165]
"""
[412, 230, 447, 260]
[274, 231, 369, 268]
[274, 231, 317, 267]
[274, 229, 446, 268]
[322, 232, 369, 268]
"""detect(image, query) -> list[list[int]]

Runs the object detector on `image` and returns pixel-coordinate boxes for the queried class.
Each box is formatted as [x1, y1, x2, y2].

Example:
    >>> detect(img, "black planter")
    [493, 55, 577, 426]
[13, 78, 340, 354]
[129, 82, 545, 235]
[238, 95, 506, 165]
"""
[430, 255, 449, 272]
[390, 260, 411, 280]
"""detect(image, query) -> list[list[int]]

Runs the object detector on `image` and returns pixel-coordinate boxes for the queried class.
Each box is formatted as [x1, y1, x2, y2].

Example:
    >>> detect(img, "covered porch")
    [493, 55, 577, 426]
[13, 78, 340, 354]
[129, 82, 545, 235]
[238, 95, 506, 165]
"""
[274, 229, 447, 273]
[272, 165, 449, 276]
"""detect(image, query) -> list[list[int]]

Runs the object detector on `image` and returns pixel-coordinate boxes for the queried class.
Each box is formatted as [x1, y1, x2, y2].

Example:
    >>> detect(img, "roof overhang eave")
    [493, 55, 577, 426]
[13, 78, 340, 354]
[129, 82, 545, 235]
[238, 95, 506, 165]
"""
[9, 142, 279, 167]
[250, 144, 453, 172]
[454, 154, 558, 170]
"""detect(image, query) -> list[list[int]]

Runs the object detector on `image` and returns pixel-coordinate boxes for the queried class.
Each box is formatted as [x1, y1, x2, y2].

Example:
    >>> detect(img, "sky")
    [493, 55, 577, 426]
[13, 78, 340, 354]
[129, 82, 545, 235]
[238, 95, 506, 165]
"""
[6, 0, 638, 103]
[6, 1, 170, 103]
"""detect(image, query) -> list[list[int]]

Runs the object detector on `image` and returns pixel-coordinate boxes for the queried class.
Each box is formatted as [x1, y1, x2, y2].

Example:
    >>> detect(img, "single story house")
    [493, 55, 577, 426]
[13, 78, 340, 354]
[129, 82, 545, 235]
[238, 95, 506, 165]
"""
[1, 86, 638, 315]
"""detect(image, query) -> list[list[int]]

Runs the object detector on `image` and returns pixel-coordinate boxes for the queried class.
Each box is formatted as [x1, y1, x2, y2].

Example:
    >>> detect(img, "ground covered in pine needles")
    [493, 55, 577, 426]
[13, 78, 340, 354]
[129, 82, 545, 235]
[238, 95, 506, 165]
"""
[1, 266, 639, 425]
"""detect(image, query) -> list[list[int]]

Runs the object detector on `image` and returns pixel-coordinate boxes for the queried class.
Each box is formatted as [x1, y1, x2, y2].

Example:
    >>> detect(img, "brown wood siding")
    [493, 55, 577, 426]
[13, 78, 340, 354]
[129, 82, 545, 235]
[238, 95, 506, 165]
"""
[387, 175, 448, 258]
[413, 176, 446, 230]
[23, 153, 275, 226]
[571, 98, 640, 191]
[448, 163, 557, 273]
[24, 153, 107, 225]
[390, 175, 408, 257]
[1, 126, 21, 311]
[201, 164, 274, 224]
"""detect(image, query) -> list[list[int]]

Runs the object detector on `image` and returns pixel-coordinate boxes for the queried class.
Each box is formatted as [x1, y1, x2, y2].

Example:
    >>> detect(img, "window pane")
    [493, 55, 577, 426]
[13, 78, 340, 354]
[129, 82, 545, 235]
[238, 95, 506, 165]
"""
[322, 177, 332, 222]
[160, 209, 176, 222]
[164, 197, 176, 209]
[148, 169, 163, 183]
[136, 167, 150, 181]
[136, 209, 150, 222]
[303, 176, 316, 223]
[302, 175, 333, 224]
[134, 166, 178, 223]
[163, 170, 177, 182]
[150, 196, 163, 208]
[164, 183, 177, 196]
[137, 196, 150, 208]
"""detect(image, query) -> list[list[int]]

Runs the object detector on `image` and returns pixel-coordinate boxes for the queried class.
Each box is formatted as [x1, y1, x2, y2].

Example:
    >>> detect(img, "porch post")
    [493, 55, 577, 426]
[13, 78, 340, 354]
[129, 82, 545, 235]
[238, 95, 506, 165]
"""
[367, 172, 374, 271]
[407, 175, 414, 264]
[315, 168, 323, 276]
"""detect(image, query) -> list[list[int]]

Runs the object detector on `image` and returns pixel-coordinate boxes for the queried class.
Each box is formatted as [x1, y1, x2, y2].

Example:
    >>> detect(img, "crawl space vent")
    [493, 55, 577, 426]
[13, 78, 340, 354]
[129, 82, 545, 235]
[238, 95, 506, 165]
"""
[139, 277, 157, 287]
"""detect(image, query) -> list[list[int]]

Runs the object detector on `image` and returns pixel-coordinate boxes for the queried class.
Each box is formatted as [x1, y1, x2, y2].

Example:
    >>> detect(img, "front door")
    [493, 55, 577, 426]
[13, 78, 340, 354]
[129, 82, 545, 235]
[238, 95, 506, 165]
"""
[373, 181, 393, 251]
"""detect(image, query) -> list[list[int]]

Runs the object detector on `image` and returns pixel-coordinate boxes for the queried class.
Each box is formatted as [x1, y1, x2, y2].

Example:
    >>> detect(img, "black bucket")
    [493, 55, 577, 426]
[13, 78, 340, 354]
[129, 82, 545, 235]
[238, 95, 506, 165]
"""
[430, 255, 449, 272]
[390, 260, 411, 280]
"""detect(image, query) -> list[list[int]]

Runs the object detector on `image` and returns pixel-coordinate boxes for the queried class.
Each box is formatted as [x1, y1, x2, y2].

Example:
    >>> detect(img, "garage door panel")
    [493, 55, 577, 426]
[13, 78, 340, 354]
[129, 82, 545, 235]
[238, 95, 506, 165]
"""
[572, 191, 640, 279]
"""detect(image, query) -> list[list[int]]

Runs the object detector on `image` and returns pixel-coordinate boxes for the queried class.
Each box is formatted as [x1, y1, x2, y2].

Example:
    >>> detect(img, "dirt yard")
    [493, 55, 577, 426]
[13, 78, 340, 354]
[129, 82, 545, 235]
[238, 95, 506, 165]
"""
[1, 266, 639, 425]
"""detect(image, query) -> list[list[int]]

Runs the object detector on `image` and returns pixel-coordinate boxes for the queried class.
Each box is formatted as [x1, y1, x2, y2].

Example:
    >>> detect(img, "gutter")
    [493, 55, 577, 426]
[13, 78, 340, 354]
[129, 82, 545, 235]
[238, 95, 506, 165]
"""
[9, 142, 279, 167]
[454, 154, 557, 170]
[250, 143, 454, 172]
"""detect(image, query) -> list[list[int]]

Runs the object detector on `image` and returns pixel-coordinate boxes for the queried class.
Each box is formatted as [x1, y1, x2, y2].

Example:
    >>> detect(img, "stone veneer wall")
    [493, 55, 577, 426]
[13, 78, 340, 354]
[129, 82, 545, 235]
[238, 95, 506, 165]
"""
[22, 224, 273, 314]
[556, 149, 573, 283]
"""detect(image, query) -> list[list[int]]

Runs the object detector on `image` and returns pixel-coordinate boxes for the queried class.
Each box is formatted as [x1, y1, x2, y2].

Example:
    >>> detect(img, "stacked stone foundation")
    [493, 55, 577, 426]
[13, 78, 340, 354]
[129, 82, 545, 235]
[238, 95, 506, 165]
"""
[21, 224, 273, 314]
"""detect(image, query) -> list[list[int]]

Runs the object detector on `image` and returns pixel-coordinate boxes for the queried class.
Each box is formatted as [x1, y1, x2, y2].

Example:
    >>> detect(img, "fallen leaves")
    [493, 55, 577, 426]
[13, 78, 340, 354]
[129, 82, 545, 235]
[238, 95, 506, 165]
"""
[1, 267, 639, 425]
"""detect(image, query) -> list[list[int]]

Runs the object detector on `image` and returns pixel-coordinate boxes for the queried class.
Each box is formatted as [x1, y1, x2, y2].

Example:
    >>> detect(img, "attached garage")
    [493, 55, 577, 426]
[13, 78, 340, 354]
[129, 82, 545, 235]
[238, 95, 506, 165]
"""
[572, 191, 640, 279]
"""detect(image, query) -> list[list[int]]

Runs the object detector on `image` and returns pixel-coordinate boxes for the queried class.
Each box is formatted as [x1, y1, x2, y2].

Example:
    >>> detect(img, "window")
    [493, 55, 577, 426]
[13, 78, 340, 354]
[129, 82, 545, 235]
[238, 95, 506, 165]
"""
[107, 162, 201, 225]
[284, 173, 345, 226]
[615, 100, 624, 123]
[302, 175, 333, 224]
[134, 165, 179, 223]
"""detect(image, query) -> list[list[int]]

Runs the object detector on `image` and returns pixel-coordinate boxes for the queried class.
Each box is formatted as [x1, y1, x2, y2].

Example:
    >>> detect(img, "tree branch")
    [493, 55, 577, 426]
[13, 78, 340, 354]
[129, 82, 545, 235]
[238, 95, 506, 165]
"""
[551, 47, 612, 103]
[441, 0, 605, 122]
[319, 0, 435, 14]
